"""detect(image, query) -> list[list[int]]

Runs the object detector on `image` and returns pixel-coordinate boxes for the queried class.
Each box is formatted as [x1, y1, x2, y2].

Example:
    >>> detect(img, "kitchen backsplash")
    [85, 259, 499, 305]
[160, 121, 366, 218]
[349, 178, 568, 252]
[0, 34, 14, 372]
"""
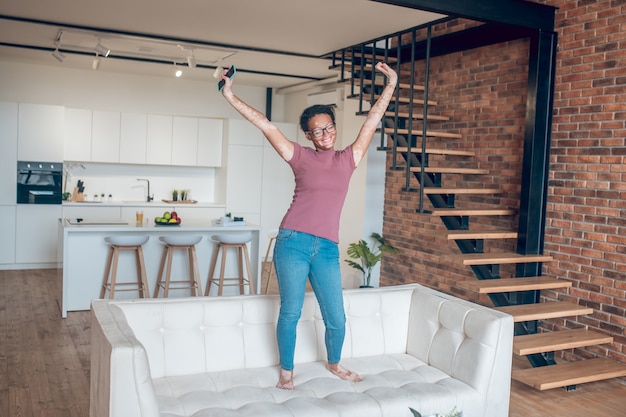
[64, 162, 217, 202]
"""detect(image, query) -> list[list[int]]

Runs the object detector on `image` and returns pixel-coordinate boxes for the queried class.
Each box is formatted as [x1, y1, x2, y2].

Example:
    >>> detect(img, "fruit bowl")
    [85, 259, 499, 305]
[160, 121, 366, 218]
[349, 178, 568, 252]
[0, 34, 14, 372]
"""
[154, 220, 181, 226]
[154, 211, 182, 226]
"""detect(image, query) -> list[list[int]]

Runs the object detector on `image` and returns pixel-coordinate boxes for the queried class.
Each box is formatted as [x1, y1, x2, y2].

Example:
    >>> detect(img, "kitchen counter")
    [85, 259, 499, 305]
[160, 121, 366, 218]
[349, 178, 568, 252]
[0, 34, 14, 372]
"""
[63, 200, 225, 208]
[59, 218, 261, 317]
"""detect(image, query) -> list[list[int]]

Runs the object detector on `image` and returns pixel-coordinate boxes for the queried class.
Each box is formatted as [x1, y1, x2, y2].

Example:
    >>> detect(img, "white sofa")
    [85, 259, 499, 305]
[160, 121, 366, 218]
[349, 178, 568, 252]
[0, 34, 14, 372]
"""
[89, 284, 513, 417]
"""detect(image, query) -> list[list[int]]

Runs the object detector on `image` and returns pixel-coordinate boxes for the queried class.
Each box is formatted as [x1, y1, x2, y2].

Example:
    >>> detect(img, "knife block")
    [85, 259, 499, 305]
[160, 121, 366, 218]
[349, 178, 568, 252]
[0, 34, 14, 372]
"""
[72, 187, 84, 202]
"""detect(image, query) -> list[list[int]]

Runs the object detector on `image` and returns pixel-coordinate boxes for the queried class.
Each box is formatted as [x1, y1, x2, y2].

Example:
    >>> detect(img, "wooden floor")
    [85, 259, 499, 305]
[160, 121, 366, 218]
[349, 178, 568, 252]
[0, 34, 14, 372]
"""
[1, 269, 625, 417]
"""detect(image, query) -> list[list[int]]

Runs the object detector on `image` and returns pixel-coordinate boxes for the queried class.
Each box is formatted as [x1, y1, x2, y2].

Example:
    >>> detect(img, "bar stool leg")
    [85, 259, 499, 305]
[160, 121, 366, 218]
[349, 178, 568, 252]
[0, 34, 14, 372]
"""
[154, 245, 168, 298]
[205, 245, 220, 296]
[109, 247, 120, 299]
[164, 246, 175, 298]
[237, 246, 245, 294]
[189, 246, 202, 296]
[242, 243, 255, 294]
[137, 246, 150, 298]
[218, 244, 228, 296]
[100, 246, 114, 298]
[263, 236, 276, 294]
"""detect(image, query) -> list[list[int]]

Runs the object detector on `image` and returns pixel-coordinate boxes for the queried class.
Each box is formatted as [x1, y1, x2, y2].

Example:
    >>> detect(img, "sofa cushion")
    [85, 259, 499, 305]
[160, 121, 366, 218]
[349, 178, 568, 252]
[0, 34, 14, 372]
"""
[152, 354, 480, 417]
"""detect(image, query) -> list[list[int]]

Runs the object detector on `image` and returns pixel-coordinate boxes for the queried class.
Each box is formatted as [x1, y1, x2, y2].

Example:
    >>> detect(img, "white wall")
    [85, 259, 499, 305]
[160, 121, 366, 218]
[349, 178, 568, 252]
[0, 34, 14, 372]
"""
[0, 60, 269, 119]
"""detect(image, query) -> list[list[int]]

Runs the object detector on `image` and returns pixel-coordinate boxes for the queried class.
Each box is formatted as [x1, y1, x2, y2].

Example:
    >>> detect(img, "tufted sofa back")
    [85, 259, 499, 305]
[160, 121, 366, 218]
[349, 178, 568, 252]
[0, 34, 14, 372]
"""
[110, 286, 416, 379]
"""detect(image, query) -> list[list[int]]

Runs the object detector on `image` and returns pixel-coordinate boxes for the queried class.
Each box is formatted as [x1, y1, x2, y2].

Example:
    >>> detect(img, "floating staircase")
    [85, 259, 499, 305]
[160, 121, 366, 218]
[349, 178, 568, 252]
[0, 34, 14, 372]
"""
[329, 31, 626, 391]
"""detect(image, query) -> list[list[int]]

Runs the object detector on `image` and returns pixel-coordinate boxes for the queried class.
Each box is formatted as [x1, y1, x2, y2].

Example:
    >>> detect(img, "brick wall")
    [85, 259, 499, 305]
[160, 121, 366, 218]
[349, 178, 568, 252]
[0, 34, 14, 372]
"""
[380, 0, 626, 365]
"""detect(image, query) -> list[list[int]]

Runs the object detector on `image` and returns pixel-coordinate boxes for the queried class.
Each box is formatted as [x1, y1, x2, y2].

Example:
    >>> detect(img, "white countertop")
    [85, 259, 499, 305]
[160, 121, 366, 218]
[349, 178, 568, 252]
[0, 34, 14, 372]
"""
[63, 200, 225, 208]
[61, 218, 258, 232]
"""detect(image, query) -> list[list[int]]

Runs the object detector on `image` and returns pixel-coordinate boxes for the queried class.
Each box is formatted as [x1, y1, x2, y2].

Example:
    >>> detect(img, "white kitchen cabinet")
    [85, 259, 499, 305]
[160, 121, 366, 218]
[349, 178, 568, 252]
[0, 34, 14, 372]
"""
[197, 118, 223, 167]
[120, 112, 147, 164]
[170, 206, 224, 220]
[147, 114, 172, 165]
[17, 103, 65, 161]
[64, 108, 92, 161]
[0, 206, 16, 264]
[260, 122, 296, 233]
[226, 117, 264, 146]
[62, 205, 122, 220]
[91, 110, 121, 163]
[225, 145, 263, 216]
[172, 116, 198, 166]
[0, 102, 18, 205]
[15, 204, 63, 264]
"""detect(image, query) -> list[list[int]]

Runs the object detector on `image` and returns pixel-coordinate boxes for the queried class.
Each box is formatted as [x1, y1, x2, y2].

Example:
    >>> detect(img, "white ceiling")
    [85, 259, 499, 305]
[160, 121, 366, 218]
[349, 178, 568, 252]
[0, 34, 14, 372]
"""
[0, 0, 444, 88]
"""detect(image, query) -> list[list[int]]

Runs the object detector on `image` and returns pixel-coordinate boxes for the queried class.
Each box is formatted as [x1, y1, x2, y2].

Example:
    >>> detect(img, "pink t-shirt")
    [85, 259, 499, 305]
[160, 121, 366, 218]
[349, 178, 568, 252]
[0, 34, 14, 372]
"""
[280, 142, 356, 243]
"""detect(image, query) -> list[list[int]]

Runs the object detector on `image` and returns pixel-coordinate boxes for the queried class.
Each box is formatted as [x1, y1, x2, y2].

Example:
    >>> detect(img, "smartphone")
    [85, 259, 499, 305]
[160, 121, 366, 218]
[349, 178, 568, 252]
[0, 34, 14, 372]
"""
[217, 65, 237, 92]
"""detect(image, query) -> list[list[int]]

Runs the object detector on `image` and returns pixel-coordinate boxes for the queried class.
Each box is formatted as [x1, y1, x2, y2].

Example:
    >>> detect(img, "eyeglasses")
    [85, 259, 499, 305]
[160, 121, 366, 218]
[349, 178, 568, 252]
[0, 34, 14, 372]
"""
[306, 123, 336, 138]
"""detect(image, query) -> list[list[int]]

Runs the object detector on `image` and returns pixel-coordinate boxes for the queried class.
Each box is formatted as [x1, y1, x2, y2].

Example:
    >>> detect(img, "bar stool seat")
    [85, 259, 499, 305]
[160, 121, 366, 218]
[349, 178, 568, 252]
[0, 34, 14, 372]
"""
[100, 235, 150, 299]
[154, 235, 203, 298]
[205, 233, 255, 296]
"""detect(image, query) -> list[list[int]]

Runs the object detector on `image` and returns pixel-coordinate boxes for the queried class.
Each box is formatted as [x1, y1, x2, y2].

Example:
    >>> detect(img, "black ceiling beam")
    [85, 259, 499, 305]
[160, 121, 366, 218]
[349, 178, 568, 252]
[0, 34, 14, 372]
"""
[372, 0, 556, 32]
[403, 22, 533, 62]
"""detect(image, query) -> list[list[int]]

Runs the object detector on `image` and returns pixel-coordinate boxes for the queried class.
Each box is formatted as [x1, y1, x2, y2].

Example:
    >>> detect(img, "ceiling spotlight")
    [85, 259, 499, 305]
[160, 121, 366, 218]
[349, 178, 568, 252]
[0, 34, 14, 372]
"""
[94, 42, 110, 57]
[187, 55, 197, 68]
[92, 55, 101, 70]
[173, 64, 182, 78]
[52, 48, 65, 63]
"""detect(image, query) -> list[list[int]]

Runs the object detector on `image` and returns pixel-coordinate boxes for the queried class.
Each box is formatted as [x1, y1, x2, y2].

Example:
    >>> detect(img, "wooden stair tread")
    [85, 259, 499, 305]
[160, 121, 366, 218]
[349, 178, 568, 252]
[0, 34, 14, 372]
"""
[446, 251, 553, 265]
[446, 229, 518, 240]
[514, 328, 613, 356]
[353, 94, 436, 106]
[383, 127, 462, 138]
[423, 187, 502, 195]
[384, 111, 449, 121]
[340, 78, 415, 90]
[377, 94, 437, 106]
[512, 358, 626, 390]
[394, 147, 475, 156]
[330, 62, 411, 73]
[430, 208, 515, 216]
[457, 277, 570, 294]
[331, 51, 399, 63]
[495, 301, 593, 322]
[417, 167, 489, 174]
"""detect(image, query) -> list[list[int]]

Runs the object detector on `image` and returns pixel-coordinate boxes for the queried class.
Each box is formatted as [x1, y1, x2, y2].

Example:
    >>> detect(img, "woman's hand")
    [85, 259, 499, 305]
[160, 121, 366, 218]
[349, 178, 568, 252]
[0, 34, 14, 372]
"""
[220, 67, 235, 96]
[375, 62, 398, 87]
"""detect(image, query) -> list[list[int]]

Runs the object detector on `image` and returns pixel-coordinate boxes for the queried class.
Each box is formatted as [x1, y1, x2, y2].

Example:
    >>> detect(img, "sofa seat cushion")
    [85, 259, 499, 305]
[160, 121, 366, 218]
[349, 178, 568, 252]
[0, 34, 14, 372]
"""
[153, 354, 481, 417]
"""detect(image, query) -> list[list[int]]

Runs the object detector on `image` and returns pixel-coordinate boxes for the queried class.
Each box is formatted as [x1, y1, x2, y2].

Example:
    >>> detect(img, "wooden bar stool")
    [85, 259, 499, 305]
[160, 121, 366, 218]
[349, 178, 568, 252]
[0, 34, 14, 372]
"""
[205, 233, 255, 296]
[154, 235, 203, 298]
[262, 229, 278, 294]
[100, 235, 150, 299]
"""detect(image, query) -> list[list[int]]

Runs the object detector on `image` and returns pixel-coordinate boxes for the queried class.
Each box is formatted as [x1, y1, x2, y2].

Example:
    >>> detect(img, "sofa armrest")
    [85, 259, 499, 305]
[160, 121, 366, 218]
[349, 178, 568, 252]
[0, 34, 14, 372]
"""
[407, 285, 514, 417]
[89, 300, 159, 417]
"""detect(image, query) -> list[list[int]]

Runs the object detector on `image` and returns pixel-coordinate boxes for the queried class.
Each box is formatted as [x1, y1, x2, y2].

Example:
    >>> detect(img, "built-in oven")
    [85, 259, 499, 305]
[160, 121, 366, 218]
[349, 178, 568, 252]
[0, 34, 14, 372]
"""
[16, 161, 63, 204]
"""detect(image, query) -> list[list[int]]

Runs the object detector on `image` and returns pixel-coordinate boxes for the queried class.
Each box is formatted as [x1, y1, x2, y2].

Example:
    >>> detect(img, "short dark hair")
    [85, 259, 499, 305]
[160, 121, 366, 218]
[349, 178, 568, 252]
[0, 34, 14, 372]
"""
[299, 104, 335, 133]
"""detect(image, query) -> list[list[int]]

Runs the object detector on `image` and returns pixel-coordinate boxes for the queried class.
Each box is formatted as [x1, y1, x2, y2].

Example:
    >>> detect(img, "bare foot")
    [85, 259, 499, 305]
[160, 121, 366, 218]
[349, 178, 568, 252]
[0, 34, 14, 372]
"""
[326, 363, 362, 382]
[276, 368, 294, 390]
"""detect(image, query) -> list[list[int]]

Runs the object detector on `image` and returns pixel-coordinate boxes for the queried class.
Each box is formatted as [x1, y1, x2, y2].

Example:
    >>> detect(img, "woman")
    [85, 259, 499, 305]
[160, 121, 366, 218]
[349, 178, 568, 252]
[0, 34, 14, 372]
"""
[220, 62, 398, 389]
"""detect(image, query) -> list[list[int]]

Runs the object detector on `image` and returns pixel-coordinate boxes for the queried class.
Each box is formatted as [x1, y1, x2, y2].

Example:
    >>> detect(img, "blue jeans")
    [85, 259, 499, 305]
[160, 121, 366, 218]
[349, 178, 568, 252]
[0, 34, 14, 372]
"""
[273, 229, 346, 371]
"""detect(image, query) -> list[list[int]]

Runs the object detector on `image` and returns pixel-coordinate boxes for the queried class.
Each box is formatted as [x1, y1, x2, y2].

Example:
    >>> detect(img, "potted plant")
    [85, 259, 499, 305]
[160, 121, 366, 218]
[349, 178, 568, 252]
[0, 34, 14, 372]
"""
[344, 232, 398, 288]
[410, 407, 462, 417]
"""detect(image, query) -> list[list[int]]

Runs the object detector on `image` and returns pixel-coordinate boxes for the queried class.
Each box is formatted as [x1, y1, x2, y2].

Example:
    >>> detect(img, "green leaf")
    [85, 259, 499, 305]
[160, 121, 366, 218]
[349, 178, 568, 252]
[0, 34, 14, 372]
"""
[409, 408, 422, 417]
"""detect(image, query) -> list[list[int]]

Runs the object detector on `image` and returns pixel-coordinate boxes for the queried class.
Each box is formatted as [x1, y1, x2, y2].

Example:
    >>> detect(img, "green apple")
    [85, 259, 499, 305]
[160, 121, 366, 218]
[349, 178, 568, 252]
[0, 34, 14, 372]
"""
[163, 211, 171, 220]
